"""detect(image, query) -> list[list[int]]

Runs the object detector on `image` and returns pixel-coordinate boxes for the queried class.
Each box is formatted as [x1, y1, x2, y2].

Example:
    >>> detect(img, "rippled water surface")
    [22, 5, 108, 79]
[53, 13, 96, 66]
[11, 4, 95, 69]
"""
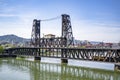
[0, 58, 120, 80]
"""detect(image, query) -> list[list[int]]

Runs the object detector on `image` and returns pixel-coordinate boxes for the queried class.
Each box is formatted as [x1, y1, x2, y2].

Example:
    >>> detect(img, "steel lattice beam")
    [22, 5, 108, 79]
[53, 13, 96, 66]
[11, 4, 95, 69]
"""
[40, 37, 66, 48]
[31, 19, 40, 47]
[5, 47, 120, 63]
[62, 14, 74, 47]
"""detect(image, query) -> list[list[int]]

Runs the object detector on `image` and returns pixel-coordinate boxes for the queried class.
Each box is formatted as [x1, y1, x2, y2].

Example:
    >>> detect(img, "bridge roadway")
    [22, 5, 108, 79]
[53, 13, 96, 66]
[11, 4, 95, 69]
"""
[5, 47, 120, 63]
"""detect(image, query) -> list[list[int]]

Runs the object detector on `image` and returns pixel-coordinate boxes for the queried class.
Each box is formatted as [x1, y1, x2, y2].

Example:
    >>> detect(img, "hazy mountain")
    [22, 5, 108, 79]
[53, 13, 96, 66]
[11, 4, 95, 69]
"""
[0, 34, 30, 43]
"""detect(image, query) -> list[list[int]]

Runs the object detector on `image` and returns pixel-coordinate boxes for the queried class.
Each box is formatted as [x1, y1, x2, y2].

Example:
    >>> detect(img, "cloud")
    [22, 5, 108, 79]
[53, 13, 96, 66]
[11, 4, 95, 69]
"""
[0, 0, 119, 42]
[0, 14, 17, 17]
[0, 22, 32, 38]
[72, 20, 120, 42]
[0, 12, 119, 42]
[0, 0, 7, 6]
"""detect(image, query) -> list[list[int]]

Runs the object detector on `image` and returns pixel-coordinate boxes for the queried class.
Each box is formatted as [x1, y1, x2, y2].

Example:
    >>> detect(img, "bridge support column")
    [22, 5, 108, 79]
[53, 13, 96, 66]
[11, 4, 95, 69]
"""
[61, 58, 68, 63]
[114, 63, 120, 72]
[34, 56, 41, 61]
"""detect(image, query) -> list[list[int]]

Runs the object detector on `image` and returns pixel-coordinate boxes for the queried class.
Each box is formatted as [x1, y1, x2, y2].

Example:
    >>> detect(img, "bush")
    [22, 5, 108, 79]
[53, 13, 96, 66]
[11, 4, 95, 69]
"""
[0, 46, 4, 54]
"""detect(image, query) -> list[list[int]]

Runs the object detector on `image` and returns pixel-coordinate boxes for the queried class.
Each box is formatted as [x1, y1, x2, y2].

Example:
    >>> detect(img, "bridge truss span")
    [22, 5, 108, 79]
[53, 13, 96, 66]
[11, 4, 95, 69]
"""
[39, 37, 66, 48]
[62, 48, 120, 63]
[5, 47, 120, 63]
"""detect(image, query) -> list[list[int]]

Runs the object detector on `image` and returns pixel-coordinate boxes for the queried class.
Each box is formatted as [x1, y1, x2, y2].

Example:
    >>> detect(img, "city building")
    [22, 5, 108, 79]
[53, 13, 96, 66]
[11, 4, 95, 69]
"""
[44, 34, 55, 38]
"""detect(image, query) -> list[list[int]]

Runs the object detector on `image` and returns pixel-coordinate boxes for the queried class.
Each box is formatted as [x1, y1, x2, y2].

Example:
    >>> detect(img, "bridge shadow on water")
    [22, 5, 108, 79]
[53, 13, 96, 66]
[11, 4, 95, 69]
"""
[1, 58, 120, 80]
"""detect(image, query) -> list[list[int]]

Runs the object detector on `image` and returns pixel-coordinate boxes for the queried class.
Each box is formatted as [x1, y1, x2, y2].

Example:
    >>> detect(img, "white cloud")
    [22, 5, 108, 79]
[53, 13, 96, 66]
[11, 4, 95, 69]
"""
[0, 1, 119, 42]
[0, 14, 17, 17]
[0, 13, 120, 43]
[0, 22, 31, 38]
[72, 20, 120, 42]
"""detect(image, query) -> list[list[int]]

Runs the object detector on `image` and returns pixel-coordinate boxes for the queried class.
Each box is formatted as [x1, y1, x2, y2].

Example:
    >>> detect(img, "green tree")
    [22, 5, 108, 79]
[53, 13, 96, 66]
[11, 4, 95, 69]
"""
[0, 46, 4, 54]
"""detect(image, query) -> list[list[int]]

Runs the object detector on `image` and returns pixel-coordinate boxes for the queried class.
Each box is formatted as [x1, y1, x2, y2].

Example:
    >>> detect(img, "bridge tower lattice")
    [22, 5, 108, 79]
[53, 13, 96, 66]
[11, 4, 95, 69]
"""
[31, 14, 74, 47]
[31, 19, 40, 47]
[62, 14, 74, 47]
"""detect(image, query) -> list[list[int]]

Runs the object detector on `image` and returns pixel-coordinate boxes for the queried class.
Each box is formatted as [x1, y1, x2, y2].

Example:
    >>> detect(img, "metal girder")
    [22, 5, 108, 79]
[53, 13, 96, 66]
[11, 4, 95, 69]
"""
[31, 19, 40, 47]
[62, 14, 74, 47]
[30, 14, 74, 48]
[5, 47, 120, 63]
[40, 37, 66, 48]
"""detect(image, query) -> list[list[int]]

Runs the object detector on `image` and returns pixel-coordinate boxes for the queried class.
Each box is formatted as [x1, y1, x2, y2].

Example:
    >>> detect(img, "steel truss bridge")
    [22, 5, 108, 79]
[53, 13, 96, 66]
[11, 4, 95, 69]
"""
[4, 14, 120, 70]
[5, 47, 120, 63]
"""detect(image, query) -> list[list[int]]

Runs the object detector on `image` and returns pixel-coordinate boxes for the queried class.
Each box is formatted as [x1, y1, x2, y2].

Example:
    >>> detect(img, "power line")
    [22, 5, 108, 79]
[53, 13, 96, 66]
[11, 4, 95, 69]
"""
[41, 15, 61, 22]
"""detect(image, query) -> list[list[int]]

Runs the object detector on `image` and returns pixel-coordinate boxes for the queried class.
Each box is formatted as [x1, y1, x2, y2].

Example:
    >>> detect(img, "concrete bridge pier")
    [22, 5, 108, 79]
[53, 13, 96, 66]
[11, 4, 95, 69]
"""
[61, 58, 68, 63]
[114, 63, 120, 72]
[34, 56, 41, 61]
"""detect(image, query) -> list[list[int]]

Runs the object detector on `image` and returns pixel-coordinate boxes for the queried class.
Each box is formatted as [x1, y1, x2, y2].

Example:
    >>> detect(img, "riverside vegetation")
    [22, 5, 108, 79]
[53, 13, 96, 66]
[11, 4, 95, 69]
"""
[0, 46, 4, 54]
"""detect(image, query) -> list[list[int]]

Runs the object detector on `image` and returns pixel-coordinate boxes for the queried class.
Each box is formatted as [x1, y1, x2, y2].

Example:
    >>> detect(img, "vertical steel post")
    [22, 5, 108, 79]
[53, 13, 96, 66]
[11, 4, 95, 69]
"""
[62, 14, 74, 47]
[31, 19, 40, 47]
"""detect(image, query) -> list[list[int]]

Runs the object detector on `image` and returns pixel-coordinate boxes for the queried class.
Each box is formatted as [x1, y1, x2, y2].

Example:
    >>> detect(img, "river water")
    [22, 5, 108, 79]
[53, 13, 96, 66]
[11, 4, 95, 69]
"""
[0, 58, 120, 80]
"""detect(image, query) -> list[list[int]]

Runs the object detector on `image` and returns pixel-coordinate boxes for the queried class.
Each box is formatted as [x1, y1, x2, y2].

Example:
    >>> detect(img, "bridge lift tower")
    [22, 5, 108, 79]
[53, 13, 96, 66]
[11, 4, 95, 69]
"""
[31, 14, 74, 47]
[31, 19, 40, 47]
[62, 14, 74, 47]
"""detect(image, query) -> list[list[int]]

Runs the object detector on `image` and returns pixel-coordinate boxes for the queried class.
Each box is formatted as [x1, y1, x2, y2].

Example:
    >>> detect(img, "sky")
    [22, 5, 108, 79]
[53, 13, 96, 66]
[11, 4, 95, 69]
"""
[0, 0, 120, 43]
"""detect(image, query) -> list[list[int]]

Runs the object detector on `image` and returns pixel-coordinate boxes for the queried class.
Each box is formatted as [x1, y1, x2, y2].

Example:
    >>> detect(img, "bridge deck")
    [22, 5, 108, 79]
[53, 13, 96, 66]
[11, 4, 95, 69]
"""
[4, 47, 120, 63]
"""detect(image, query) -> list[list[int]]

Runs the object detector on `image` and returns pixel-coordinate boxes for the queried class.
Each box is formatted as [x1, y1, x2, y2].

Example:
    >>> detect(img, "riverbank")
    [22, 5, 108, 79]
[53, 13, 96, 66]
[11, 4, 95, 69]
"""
[0, 54, 16, 58]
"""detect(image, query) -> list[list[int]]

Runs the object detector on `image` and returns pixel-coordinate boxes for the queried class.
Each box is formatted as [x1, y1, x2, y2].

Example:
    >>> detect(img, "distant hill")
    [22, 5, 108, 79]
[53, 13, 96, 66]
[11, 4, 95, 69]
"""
[0, 34, 30, 43]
